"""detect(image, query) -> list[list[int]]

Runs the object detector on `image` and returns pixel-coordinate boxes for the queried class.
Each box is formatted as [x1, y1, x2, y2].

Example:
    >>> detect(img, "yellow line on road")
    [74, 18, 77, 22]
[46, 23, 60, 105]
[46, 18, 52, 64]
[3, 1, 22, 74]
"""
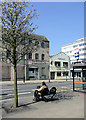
[9, 99, 12, 101]
[61, 87, 68, 88]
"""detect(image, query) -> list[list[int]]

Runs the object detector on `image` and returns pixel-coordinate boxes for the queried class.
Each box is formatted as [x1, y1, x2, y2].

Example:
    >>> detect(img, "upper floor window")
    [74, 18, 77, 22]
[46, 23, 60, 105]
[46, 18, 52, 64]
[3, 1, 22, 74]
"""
[79, 43, 86, 46]
[41, 54, 45, 60]
[63, 62, 68, 67]
[41, 42, 45, 48]
[28, 53, 32, 59]
[35, 41, 39, 46]
[29, 40, 32, 44]
[55, 61, 60, 67]
[35, 53, 39, 60]
[73, 45, 78, 48]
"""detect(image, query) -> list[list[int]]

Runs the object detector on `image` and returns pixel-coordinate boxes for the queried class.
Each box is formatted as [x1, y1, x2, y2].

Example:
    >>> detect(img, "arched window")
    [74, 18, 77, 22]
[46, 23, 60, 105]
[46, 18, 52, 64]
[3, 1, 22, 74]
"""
[35, 53, 39, 60]
[28, 53, 32, 59]
[29, 40, 32, 44]
[41, 42, 45, 48]
[41, 54, 44, 60]
[35, 41, 39, 46]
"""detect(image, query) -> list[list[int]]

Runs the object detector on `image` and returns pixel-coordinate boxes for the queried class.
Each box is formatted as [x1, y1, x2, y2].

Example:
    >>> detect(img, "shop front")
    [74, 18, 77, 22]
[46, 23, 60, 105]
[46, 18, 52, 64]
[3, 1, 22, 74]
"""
[29, 66, 38, 80]
[73, 62, 86, 92]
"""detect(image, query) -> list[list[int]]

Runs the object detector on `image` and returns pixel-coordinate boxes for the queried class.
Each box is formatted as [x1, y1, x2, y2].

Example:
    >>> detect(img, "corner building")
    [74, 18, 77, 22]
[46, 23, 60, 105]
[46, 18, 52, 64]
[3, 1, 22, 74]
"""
[25, 34, 49, 80]
[50, 52, 70, 80]
[1, 34, 49, 81]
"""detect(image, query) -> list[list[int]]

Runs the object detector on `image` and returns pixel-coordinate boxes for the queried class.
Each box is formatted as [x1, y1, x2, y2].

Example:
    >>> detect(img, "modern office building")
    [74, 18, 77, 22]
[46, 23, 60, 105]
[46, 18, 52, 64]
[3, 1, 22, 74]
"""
[61, 38, 86, 78]
[1, 34, 49, 81]
[50, 52, 70, 80]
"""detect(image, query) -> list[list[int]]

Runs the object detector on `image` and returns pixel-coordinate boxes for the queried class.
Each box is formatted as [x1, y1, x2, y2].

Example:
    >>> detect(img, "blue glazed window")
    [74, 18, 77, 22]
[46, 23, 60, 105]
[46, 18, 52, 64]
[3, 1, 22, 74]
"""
[41, 42, 45, 48]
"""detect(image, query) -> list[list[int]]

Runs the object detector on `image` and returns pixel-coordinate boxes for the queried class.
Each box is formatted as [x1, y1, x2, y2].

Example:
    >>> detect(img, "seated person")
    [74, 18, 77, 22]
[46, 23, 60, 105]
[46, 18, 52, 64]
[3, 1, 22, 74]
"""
[37, 81, 49, 97]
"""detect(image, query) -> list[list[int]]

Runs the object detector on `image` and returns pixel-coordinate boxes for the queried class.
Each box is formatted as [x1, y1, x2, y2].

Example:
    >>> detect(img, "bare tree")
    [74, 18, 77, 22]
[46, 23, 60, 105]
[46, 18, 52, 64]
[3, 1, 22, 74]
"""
[1, 2, 40, 107]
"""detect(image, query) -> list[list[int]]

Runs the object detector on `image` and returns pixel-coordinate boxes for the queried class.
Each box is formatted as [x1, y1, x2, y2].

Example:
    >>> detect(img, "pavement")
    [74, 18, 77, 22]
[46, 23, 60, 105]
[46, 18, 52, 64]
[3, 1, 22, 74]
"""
[2, 92, 84, 118]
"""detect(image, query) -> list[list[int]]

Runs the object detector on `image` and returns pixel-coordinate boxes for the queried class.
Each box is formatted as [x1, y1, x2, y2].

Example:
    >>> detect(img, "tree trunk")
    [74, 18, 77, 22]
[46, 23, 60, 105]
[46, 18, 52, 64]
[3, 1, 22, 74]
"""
[14, 63, 18, 107]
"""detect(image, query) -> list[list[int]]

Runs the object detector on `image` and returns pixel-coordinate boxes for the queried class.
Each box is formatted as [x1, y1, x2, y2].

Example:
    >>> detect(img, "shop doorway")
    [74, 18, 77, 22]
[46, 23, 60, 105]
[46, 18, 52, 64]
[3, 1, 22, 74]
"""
[29, 67, 38, 80]
[73, 63, 86, 92]
[50, 72, 55, 79]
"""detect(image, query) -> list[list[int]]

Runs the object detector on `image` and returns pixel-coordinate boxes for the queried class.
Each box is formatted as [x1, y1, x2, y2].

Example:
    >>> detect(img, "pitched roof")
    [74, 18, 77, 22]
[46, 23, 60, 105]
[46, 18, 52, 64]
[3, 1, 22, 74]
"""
[29, 33, 49, 42]
[50, 52, 70, 58]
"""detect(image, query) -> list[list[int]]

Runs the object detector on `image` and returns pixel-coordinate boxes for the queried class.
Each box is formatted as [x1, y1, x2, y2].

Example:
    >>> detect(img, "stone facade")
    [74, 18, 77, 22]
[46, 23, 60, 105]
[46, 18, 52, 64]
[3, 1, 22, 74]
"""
[25, 34, 49, 80]
[1, 34, 49, 81]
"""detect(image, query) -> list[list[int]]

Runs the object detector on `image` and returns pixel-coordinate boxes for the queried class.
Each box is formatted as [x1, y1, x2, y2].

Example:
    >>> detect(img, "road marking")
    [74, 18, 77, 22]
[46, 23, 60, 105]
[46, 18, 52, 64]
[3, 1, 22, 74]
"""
[70, 88, 73, 90]
[61, 87, 68, 88]
[9, 99, 12, 101]
[75, 88, 81, 90]
[0, 95, 32, 102]
[6, 91, 31, 96]
[18, 92, 31, 95]
[1, 91, 31, 97]
[2, 88, 14, 91]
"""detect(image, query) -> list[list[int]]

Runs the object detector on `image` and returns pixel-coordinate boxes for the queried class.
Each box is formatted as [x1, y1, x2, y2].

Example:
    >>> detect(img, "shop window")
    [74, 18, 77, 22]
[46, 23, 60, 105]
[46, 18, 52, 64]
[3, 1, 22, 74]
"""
[51, 72, 55, 79]
[41, 54, 45, 60]
[57, 72, 61, 76]
[41, 67, 45, 75]
[63, 62, 68, 67]
[55, 62, 60, 67]
[63, 72, 68, 76]
[28, 53, 32, 59]
[35, 53, 39, 60]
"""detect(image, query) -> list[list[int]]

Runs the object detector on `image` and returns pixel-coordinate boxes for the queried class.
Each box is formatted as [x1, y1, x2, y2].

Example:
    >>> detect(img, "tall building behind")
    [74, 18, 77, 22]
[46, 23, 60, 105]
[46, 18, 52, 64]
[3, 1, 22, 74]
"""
[62, 38, 86, 64]
[61, 38, 86, 78]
